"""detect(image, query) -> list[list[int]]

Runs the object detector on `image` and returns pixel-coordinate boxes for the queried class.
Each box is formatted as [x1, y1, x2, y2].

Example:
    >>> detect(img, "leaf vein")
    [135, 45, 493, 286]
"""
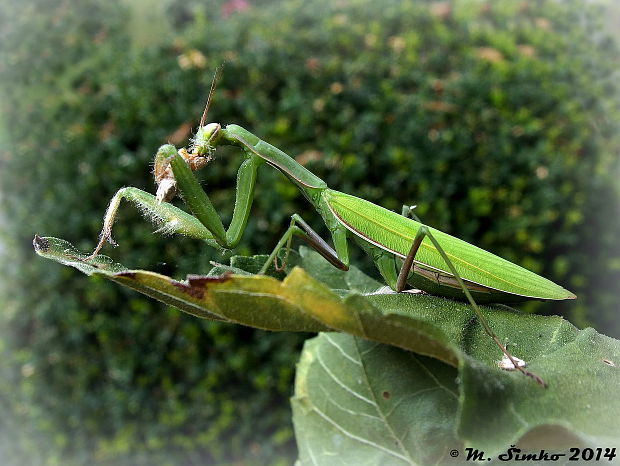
[317, 348, 376, 406]
[310, 405, 411, 463]
[353, 338, 417, 465]
[411, 354, 458, 400]
[319, 384, 382, 421]
[384, 387, 442, 419]
[324, 333, 362, 365]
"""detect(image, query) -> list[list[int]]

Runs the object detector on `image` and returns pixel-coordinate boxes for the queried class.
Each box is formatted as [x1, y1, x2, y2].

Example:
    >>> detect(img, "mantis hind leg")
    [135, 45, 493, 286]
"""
[397, 208, 547, 386]
[259, 214, 349, 275]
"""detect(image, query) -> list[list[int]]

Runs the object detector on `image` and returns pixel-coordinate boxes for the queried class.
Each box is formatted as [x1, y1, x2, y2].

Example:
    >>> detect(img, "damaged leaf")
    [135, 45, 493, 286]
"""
[34, 236, 620, 457]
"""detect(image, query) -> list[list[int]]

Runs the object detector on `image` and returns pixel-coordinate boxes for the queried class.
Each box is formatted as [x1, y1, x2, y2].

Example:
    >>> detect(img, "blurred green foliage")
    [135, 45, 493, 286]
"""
[1, 0, 619, 464]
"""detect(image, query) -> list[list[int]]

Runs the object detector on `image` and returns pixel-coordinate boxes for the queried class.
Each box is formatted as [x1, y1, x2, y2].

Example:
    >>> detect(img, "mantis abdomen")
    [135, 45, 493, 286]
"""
[324, 190, 576, 303]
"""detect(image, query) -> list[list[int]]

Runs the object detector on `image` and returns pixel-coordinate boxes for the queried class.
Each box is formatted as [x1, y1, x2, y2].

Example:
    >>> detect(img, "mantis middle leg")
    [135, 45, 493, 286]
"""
[259, 214, 349, 275]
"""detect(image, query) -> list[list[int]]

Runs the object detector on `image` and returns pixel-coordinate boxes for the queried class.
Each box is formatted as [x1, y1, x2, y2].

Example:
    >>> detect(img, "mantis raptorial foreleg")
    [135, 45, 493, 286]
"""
[167, 144, 262, 248]
[168, 144, 351, 274]
[397, 205, 546, 386]
[86, 187, 219, 260]
[88, 143, 261, 259]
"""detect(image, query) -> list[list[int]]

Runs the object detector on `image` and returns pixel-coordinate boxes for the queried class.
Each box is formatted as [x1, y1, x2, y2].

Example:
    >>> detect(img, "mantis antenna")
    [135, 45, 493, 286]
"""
[153, 63, 226, 205]
[200, 63, 225, 128]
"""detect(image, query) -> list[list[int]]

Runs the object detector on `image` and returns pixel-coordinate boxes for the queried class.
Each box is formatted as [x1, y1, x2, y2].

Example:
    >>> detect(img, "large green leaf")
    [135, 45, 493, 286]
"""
[293, 333, 620, 465]
[34, 236, 620, 458]
[292, 333, 461, 466]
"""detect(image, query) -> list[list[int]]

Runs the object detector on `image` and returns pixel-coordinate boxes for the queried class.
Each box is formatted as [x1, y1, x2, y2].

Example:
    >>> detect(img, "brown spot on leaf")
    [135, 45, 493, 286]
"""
[33, 235, 49, 252]
[172, 272, 233, 299]
[114, 271, 137, 279]
[382, 391, 391, 400]
[187, 272, 232, 286]
[603, 358, 616, 367]
[173, 280, 203, 299]
[87, 261, 105, 269]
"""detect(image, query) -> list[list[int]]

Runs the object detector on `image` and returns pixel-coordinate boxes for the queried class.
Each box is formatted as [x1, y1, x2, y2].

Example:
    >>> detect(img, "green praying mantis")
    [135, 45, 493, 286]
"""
[79, 76, 575, 387]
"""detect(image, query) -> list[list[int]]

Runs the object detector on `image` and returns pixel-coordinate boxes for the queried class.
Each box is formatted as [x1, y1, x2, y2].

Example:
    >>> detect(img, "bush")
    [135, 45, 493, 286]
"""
[1, 0, 619, 463]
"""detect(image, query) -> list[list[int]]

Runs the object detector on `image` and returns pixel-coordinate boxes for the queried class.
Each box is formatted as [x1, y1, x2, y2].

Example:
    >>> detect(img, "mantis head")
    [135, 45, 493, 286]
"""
[154, 66, 224, 203]
[153, 123, 221, 203]
[192, 122, 221, 156]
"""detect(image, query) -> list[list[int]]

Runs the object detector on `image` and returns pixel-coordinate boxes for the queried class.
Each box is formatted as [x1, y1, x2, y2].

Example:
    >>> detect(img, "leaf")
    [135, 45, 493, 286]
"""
[34, 236, 620, 456]
[293, 333, 620, 465]
[32, 236, 329, 331]
[292, 333, 461, 466]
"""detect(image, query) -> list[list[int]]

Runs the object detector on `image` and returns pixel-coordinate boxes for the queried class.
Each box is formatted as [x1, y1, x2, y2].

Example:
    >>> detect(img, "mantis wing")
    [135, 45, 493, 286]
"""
[324, 190, 575, 302]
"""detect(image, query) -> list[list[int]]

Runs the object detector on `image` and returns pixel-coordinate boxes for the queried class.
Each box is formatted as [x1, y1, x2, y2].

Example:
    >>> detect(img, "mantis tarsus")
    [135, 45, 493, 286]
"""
[84, 83, 575, 388]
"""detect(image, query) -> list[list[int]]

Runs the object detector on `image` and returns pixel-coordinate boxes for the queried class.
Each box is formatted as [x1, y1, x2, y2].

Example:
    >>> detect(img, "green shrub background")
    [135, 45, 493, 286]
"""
[1, 0, 619, 464]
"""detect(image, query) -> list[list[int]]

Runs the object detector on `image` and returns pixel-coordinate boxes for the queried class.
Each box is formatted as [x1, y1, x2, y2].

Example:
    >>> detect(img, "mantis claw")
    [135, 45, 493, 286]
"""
[84, 232, 114, 262]
[273, 255, 287, 272]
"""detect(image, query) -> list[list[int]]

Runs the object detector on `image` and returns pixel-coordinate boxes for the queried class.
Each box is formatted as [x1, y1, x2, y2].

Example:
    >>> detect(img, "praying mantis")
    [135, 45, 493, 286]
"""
[83, 79, 575, 387]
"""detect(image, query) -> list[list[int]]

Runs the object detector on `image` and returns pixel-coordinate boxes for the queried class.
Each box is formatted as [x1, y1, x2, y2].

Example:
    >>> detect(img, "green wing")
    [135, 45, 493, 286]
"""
[324, 190, 575, 301]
